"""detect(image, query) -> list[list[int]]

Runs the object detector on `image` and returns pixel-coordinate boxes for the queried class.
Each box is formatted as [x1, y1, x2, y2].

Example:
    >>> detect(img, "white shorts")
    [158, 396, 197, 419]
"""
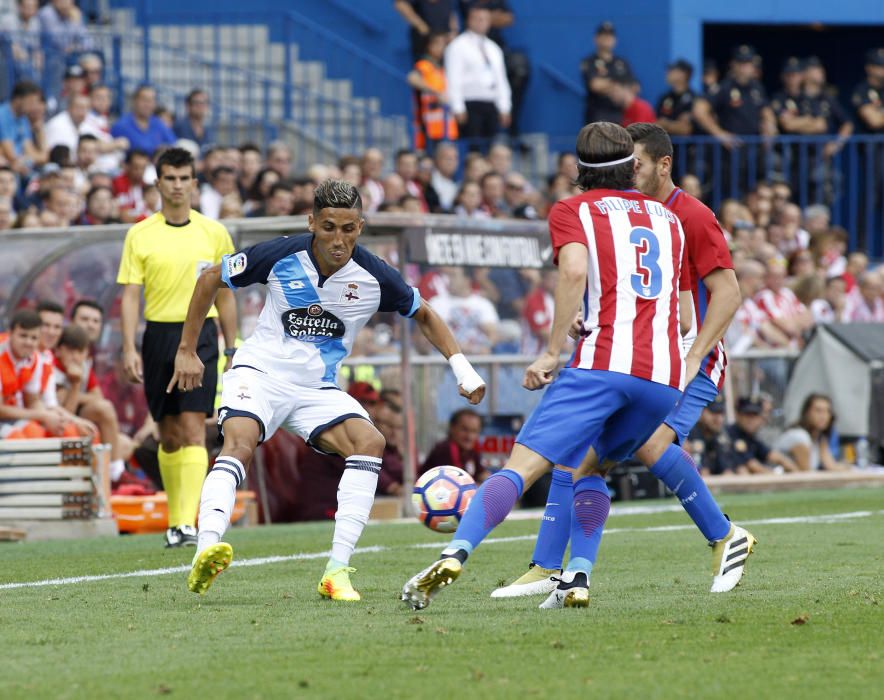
[218, 366, 370, 452]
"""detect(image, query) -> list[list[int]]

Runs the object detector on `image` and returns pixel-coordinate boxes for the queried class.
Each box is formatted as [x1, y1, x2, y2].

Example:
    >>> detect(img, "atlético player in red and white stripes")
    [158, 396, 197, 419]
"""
[403, 122, 697, 611]
[493, 123, 758, 607]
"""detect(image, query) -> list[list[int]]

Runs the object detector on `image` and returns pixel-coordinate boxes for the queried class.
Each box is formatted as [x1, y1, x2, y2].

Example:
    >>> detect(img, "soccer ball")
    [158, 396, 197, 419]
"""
[412, 466, 477, 533]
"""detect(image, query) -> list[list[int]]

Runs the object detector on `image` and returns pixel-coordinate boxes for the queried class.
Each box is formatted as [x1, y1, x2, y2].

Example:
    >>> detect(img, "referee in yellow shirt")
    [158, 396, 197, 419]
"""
[118, 147, 238, 548]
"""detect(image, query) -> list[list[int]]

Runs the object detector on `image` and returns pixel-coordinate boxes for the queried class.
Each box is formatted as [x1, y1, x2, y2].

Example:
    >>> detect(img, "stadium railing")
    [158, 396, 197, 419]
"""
[0, 215, 800, 491]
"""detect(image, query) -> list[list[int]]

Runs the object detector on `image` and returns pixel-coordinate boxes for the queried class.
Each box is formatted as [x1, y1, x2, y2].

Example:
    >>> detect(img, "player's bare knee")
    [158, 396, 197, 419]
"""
[353, 425, 385, 458]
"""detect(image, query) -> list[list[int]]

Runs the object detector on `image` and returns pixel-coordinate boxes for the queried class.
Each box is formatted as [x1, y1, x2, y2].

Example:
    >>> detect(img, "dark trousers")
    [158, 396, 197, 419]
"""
[463, 100, 499, 151]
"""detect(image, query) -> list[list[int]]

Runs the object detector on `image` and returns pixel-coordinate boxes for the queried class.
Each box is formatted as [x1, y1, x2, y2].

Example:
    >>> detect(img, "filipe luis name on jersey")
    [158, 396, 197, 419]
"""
[593, 196, 677, 223]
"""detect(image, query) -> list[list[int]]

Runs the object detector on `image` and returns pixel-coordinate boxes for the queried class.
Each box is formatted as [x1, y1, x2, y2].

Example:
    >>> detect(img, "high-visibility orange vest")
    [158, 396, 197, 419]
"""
[413, 58, 459, 150]
[0, 341, 41, 408]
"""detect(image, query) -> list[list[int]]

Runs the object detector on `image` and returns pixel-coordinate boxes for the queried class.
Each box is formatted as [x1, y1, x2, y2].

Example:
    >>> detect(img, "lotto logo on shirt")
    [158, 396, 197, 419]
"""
[226, 253, 247, 277]
[281, 306, 345, 341]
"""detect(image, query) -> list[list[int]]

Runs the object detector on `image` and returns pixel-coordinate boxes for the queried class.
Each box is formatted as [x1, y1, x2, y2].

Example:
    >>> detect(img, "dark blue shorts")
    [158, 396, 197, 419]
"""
[516, 368, 682, 468]
[662, 372, 720, 445]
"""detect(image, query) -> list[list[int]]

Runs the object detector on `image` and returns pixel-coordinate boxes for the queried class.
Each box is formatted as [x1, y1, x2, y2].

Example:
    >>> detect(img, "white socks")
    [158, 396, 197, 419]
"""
[330, 455, 382, 566]
[196, 456, 244, 552]
[109, 459, 125, 481]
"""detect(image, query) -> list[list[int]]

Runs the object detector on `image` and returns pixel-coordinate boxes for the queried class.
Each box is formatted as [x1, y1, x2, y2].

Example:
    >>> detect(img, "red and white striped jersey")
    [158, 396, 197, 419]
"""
[663, 187, 733, 390]
[755, 286, 806, 322]
[549, 188, 689, 390]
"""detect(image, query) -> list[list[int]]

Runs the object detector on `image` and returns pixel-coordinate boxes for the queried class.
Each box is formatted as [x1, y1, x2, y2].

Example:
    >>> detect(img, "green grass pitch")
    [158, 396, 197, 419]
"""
[1, 487, 882, 699]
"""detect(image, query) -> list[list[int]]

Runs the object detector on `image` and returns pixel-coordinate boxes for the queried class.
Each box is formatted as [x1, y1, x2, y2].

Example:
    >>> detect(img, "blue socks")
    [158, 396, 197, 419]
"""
[445, 469, 524, 560]
[650, 443, 730, 542]
[530, 467, 573, 569]
[564, 475, 610, 575]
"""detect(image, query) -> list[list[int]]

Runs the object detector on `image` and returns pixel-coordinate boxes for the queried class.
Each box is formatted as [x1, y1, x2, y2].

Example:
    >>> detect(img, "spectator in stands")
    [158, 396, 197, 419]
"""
[452, 180, 488, 219]
[381, 172, 407, 208]
[809, 275, 848, 324]
[338, 155, 362, 188]
[251, 182, 293, 217]
[394, 149, 429, 211]
[430, 141, 459, 211]
[200, 166, 237, 220]
[720, 396, 799, 474]
[112, 148, 150, 223]
[0, 80, 47, 175]
[755, 258, 814, 347]
[51, 326, 125, 482]
[851, 47, 884, 134]
[430, 266, 498, 352]
[111, 85, 176, 156]
[680, 173, 702, 200]
[656, 59, 697, 136]
[504, 172, 537, 219]
[265, 140, 292, 178]
[775, 393, 852, 472]
[237, 143, 262, 198]
[46, 63, 87, 117]
[0, 197, 13, 231]
[686, 395, 733, 475]
[41, 184, 80, 227]
[693, 45, 776, 149]
[241, 166, 276, 214]
[395, 0, 458, 62]
[80, 84, 129, 175]
[44, 93, 90, 154]
[445, 3, 511, 150]
[38, 0, 94, 54]
[0, 0, 42, 78]
[0, 310, 71, 440]
[72, 134, 99, 191]
[845, 270, 884, 322]
[580, 21, 632, 126]
[615, 75, 656, 126]
[487, 142, 512, 177]
[0, 166, 20, 212]
[520, 269, 555, 354]
[359, 147, 385, 212]
[419, 407, 488, 481]
[477, 170, 505, 216]
[727, 259, 791, 353]
[408, 32, 459, 152]
[65, 301, 128, 482]
[173, 89, 214, 147]
[78, 52, 104, 90]
[375, 400, 404, 496]
[768, 202, 810, 256]
[78, 184, 118, 225]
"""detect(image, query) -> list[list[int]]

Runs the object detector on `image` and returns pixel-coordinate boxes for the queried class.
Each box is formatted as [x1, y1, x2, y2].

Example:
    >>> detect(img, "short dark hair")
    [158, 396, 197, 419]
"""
[210, 166, 236, 181]
[9, 309, 41, 331]
[125, 148, 150, 164]
[480, 171, 503, 188]
[71, 299, 103, 321]
[268, 182, 293, 199]
[185, 89, 206, 104]
[626, 122, 673, 162]
[395, 148, 416, 163]
[155, 147, 196, 178]
[36, 300, 64, 315]
[239, 142, 261, 155]
[312, 179, 362, 216]
[77, 134, 99, 148]
[449, 408, 481, 429]
[132, 84, 155, 100]
[86, 185, 112, 205]
[58, 324, 90, 351]
[11, 81, 42, 100]
[574, 121, 635, 192]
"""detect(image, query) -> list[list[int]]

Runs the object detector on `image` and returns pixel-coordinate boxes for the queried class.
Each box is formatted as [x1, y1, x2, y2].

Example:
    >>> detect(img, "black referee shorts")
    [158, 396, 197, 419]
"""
[142, 320, 218, 421]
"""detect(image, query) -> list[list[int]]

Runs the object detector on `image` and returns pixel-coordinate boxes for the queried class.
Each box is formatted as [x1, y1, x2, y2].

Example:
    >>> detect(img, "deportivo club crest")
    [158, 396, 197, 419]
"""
[340, 283, 360, 304]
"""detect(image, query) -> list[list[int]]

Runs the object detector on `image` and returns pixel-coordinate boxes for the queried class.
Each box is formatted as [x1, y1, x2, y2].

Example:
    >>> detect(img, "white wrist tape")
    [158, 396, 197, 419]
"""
[449, 353, 484, 393]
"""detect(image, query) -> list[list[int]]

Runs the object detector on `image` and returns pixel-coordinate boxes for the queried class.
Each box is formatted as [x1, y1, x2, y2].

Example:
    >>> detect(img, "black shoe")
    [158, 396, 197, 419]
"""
[164, 527, 183, 548]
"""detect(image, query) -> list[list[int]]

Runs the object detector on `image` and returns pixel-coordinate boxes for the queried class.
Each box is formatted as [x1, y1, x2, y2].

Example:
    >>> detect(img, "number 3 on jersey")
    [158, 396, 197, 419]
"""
[629, 227, 662, 299]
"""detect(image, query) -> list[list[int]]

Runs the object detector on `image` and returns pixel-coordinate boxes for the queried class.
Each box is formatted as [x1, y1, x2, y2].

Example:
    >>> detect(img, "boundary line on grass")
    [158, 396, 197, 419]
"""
[1, 509, 881, 591]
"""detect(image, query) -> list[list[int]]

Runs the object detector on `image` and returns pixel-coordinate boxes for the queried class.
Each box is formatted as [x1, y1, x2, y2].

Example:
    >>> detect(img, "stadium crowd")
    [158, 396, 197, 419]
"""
[1, 3, 881, 519]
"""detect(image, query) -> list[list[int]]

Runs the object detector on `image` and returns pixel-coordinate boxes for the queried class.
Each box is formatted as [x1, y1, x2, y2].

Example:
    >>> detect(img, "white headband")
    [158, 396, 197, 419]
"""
[577, 154, 634, 168]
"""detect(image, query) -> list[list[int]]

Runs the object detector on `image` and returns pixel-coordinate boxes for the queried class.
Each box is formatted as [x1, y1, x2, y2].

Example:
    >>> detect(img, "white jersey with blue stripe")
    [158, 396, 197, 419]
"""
[221, 233, 420, 387]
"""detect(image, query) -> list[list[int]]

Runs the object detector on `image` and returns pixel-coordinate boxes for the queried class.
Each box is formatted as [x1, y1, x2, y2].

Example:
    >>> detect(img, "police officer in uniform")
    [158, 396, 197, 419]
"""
[852, 48, 884, 244]
[693, 45, 777, 196]
[656, 59, 697, 136]
[686, 395, 736, 475]
[579, 22, 633, 125]
[720, 397, 798, 474]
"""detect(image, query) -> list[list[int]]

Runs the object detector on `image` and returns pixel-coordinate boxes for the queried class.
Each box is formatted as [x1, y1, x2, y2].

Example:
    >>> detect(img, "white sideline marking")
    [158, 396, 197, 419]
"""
[1, 509, 881, 591]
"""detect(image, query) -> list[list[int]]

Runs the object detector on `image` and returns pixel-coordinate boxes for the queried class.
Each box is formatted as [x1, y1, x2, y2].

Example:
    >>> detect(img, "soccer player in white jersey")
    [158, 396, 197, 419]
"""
[402, 121, 693, 610]
[168, 179, 486, 601]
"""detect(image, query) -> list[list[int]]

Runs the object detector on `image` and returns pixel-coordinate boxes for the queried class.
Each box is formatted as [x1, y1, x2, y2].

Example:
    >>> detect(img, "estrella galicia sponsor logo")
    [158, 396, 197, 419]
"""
[281, 305, 345, 341]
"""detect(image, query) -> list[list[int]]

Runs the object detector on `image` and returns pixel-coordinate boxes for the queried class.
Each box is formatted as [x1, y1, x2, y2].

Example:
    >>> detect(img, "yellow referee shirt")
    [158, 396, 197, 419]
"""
[116, 210, 235, 322]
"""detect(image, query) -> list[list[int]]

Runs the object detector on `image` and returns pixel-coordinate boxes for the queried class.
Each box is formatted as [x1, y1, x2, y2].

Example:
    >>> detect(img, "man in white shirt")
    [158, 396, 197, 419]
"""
[444, 4, 511, 150]
[44, 93, 90, 153]
[430, 141, 459, 211]
[80, 84, 129, 174]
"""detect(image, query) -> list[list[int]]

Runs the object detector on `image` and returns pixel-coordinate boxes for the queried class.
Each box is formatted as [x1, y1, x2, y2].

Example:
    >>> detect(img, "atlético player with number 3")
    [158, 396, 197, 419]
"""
[402, 121, 695, 611]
